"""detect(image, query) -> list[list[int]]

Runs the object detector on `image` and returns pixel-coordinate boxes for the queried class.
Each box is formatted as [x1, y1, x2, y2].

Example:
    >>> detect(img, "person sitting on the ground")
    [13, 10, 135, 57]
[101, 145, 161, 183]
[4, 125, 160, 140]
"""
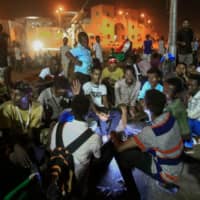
[115, 65, 141, 122]
[37, 57, 64, 94]
[0, 81, 43, 135]
[0, 81, 44, 172]
[184, 74, 200, 149]
[83, 66, 108, 108]
[102, 57, 124, 85]
[102, 57, 124, 106]
[0, 67, 11, 104]
[49, 94, 102, 187]
[187, 64, 200, 76]
[111, 89, 184, 199]
[175, 63, 189, 89]
[38, 76, 72, 126]
[136, 54, 151, 77]
[150, 52, 161, 68]
[87, 106, 121, 140]
[138, 67, 163, 100]
[38, 57, 64, 81]
[137, 67, 163, 121]
[164, 77, 190, 140]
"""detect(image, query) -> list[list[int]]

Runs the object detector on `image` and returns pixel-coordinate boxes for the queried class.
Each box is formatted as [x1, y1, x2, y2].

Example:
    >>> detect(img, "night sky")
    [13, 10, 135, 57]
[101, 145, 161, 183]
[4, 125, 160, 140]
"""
[1, 0, 200, 33]
[0, 0, 166, 18]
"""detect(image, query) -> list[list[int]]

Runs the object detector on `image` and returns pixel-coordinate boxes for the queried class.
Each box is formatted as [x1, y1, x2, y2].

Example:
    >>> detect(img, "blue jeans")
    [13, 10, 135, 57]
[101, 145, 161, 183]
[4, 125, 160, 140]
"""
[188, 118, 200, 136]
[184, 118, 200, 148]
[87, 109, 121, 136]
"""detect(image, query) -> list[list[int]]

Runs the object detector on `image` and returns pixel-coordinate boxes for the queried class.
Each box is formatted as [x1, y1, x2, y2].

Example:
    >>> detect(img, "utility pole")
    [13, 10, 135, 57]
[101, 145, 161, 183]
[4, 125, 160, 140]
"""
[168, 0, 178, 56]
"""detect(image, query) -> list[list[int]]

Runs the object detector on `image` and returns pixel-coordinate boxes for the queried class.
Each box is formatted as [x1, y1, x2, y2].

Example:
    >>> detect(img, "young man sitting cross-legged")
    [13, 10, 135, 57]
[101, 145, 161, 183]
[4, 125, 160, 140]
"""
[111, 89, 184, 199]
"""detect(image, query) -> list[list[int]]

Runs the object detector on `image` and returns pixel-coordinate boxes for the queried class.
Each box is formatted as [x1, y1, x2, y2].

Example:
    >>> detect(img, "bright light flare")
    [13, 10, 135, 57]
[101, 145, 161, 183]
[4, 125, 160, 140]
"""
[118, 10, 123, 15]
[147, 19, 152, 24]
[59, 7, 63, 12]
[32, 40, 44, 51]
[140, 13, 145, 18]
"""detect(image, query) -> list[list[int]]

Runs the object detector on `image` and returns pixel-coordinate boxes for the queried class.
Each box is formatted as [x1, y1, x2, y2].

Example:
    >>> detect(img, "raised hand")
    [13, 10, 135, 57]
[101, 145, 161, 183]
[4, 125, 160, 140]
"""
[71, 79, 81, 96]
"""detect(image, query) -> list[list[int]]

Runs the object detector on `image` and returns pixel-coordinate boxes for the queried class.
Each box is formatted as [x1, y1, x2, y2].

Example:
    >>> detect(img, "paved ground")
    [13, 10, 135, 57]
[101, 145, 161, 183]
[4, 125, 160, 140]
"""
[96, 123, 200, 200]
[11, 67, 200, 200]
[96, 154, 200, 200]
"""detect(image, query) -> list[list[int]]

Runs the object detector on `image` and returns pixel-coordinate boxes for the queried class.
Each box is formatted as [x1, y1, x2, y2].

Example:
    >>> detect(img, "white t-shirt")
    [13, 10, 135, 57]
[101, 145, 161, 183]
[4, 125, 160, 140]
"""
[60, 45, 70, 66]
[93, 42, 103, 63]
[39, 67, 64, 80]
[83, 82, 107, 107]
[50, 120, 102, 179]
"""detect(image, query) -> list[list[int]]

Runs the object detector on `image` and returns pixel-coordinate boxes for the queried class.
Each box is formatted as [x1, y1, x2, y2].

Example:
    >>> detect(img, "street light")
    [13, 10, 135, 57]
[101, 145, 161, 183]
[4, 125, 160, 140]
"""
[140, 13, 145, 18]
[59, 7, 63, 12]
[118, 10, 123, 15]
[147, 19, 151, 24]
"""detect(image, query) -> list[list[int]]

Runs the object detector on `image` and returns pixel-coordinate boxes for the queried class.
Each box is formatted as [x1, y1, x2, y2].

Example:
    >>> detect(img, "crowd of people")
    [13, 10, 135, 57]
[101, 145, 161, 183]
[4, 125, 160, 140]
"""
[0, 19, 200, 200]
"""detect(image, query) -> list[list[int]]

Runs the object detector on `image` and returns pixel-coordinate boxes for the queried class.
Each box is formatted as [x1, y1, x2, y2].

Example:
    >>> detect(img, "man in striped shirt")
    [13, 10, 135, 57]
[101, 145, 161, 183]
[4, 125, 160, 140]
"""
[111, 89, 184, 199]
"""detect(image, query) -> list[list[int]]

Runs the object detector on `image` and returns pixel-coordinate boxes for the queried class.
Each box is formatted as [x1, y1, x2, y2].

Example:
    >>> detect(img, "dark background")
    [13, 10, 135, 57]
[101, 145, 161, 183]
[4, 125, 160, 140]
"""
[1, 0, 200, 36]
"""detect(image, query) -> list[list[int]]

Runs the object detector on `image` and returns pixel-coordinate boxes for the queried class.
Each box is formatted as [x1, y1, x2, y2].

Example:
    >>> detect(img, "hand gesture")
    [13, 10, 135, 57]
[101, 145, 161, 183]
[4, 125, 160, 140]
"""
[71, 79, 81, 96]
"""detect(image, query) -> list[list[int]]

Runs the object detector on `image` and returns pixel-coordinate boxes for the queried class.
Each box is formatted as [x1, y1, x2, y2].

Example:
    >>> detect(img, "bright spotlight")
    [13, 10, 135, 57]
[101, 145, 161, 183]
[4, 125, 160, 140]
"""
[32, 40, 43, 51]
[140, 13, 145, 18]
[147, 19, 152, 24]
[118, 10, 123, 15]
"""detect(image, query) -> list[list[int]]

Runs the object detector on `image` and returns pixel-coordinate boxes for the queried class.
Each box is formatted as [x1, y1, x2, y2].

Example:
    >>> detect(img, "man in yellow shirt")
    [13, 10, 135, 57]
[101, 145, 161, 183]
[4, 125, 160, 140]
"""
[0, 82, 44, 169]
[0, 81, 43, 135]
[102, 57, 124, 83]
[102, 57, 124, 106]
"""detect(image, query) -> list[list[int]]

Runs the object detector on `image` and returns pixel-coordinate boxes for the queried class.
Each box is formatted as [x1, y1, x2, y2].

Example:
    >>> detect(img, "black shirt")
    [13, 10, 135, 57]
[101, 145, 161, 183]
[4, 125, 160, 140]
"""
[177, 28, 194, 54]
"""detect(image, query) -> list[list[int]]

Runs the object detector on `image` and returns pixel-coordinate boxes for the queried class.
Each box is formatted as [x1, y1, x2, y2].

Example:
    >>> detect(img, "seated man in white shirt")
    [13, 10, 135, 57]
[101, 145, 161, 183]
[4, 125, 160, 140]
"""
[83, 66, 108, 108]
[185, 75, 200, 149]
[37, 57, 64, 93]
[50, 94, 102, 181]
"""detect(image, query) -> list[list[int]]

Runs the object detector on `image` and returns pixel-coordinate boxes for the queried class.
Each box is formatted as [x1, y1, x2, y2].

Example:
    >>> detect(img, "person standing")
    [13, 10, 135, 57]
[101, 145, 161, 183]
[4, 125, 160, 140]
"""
[158, 36, 165, 55]
[93, 35, 104, 65]
[66, 32, 92, 85]
[177, 19, 194, 66]
[143, 34, 153, 62]
[0, 24, 9, 68]
[0, 24, 10, 103]
[14, 42, 22, 72]
[60, 37, 70, 78]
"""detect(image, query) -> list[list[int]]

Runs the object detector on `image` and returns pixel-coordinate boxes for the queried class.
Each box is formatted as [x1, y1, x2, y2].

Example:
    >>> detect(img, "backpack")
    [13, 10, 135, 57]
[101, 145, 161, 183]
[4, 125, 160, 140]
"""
[46, 122, 93, 200]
